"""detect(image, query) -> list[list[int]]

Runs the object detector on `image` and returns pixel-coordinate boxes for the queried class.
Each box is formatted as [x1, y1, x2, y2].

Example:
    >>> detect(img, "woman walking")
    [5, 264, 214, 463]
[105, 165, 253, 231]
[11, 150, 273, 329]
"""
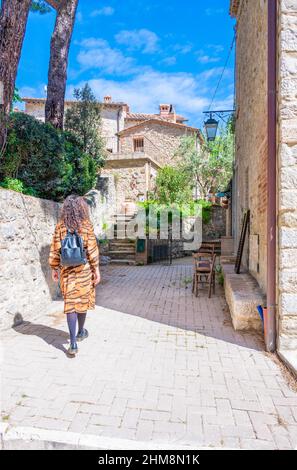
[49, 195, 100, 356]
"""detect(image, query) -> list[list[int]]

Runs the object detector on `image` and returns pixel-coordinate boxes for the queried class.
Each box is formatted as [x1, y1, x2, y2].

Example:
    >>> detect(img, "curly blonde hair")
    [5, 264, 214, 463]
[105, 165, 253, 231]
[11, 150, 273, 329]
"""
[60, 195, 90, 232]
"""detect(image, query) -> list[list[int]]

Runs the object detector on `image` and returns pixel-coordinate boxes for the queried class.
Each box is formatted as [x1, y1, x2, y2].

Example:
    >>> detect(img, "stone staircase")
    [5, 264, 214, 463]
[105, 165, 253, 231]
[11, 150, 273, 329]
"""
[107, 213, 137, 265]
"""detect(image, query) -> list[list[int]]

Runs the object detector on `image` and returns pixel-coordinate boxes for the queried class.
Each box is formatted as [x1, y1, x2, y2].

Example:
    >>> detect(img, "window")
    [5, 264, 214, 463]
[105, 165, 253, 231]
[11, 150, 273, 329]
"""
[133, 137, 144, 153]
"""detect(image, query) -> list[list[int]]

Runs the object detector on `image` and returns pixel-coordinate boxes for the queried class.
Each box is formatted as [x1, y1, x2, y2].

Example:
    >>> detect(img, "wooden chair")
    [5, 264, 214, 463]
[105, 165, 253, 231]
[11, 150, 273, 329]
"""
[192, 252, 216, 298]
[198, 243, 215, 256]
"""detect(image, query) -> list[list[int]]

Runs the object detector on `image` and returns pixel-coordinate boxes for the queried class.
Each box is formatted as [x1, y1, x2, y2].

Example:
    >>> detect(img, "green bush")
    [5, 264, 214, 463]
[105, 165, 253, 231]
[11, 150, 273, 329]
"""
[62, 131, 97, 196]
[138, 199, 212, 226]
[0, 177, 24, 193]
[0, 113, 98, 201]
[197, 199, 212, 225]
[154, 166, 193, 205]
[0, 177, 38, 196]
[137, 199, 212, 238]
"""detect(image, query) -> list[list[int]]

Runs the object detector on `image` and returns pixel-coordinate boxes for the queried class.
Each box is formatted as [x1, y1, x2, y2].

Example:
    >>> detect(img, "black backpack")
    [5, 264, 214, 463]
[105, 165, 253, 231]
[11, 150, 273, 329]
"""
[60, 230, 87, 267]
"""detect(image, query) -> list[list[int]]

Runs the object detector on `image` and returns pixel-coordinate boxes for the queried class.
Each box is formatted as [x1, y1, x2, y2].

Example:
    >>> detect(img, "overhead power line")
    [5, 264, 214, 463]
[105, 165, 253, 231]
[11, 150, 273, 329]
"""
[207, 32, 236, 112]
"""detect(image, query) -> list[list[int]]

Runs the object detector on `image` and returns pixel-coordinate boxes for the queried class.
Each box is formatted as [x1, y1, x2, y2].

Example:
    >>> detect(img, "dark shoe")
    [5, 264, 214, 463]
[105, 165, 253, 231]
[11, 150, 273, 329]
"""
[68, 342, 78, 355]
[76, 328, 89, 342]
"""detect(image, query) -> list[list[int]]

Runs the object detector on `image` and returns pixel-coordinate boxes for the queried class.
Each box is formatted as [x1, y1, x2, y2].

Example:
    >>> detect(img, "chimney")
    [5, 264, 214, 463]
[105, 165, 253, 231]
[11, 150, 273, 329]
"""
[159, 104, 171, 116]
[159, 103, 177, 122]
[104, 95, 112, 104]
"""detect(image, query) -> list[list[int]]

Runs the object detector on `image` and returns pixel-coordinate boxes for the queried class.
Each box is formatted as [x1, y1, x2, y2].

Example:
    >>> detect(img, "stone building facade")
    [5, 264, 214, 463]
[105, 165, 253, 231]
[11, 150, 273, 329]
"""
[23, 95, 128, 154]
[231, 0, 268, 292]
[117, 119, 200, 167]
[23, 97, 202, 212]
[277, 0, 297, 367]
[102, 118, 201, 211]
[231, 0, 297, 373]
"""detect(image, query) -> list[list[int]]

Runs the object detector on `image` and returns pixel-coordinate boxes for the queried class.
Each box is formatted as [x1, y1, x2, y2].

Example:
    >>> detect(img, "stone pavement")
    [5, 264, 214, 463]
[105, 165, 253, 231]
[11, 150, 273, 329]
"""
[1, 260, 297, 449]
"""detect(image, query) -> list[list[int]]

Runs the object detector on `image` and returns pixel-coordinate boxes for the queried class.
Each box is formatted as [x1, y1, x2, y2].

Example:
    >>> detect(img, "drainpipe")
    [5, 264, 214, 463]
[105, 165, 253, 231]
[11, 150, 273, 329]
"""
[266, 0, 277, 352]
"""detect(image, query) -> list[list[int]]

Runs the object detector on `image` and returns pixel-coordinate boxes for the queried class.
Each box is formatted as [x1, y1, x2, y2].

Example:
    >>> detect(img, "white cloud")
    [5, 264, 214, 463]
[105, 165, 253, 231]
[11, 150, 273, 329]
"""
[196, 44, 225, 64]
[76, 11, 83, 23]
[207, 44, 224, 54]
[161, 56, 177, 66]
[115, 29, 159, 54]
[173, 43, 193, 55]
[72, 34, 233, 126]
[197, 55, 220, 65]
[90, 6, 115, 17]
[67, 67, 232, 126]
[16, 84, 47, 109]
[19, 84, 47, 98]
[76, 38, 136, 75]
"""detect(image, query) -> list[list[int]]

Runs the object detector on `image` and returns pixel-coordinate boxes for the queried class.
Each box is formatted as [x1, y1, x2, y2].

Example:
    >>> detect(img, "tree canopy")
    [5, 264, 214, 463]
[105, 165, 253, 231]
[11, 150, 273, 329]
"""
[176, 118, 234, 199]
[30, 1, 51, 14]
[65, 84, 106, 169]
[0, 112, 97, 201]
[154, 166, 193, 205]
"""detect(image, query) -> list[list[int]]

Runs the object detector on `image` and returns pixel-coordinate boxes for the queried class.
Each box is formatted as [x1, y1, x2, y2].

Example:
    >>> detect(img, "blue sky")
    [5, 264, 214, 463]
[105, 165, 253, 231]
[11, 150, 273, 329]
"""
[17, 0, 235, 127]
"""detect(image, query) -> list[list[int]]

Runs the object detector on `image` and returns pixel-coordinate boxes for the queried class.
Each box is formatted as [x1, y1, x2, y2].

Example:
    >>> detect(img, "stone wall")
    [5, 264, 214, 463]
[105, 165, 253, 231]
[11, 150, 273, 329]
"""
[233, 0, 268, 291]
[101, 162, 157, 211]
[203, 205, 226, 241]
[119, 122, 198, 167]
[277, 0, 297, 354]
[103, 165, 147, 207]
[0, 189, 61, 331]
[0, 184, 117, 330]
[85, 182, 117, 239]
[25, 101, 74, 122]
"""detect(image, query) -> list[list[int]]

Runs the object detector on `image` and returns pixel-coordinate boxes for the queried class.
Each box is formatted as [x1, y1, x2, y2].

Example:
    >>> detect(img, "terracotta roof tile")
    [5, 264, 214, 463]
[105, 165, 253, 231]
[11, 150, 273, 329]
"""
[118, 118, 204, 143]
[22, 97, 127, 108]
[126, 112, 187, 122]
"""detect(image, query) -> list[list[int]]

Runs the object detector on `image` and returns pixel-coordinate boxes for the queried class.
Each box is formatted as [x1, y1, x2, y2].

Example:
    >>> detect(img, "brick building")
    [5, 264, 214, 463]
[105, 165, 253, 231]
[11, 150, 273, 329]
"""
[23, 97, 202, 211]
[230, 0, 297, 374]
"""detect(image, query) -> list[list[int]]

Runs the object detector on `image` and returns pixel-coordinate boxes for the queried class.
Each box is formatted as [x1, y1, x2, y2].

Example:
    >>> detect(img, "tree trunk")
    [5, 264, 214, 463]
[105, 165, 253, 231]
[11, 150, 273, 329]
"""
[45, 0, 78, 129]
[0, 0, 31, 151]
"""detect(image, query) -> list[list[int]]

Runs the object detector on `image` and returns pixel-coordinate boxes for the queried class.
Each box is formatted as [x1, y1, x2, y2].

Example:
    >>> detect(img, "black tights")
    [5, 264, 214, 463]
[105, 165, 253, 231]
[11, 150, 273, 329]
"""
[67, 312, 87, 344]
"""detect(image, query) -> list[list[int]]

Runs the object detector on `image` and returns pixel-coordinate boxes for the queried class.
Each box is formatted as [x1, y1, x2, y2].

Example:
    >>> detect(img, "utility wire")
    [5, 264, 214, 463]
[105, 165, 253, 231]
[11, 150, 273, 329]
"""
[207, 32, 236, 112]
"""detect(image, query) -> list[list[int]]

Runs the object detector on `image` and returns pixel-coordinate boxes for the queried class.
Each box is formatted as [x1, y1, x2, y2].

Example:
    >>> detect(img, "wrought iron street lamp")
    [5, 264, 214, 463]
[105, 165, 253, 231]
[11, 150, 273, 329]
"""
[204, 114, 219, 141]
[203, 110, 235, 142]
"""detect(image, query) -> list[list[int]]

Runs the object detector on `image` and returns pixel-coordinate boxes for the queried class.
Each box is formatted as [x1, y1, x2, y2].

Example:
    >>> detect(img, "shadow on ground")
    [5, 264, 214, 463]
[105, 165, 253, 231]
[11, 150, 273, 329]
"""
[13, 321, 69, 355]
[95, 261, 264, 352]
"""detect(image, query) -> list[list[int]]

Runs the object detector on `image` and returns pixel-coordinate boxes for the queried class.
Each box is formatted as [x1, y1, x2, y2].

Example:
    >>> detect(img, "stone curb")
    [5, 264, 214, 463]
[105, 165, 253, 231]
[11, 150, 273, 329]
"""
[0, 423, 221, 450]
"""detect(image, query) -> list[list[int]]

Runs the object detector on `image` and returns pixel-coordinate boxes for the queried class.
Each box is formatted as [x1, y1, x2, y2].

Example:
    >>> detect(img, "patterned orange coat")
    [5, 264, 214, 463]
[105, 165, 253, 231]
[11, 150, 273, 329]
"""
[49, 220, 99, 315]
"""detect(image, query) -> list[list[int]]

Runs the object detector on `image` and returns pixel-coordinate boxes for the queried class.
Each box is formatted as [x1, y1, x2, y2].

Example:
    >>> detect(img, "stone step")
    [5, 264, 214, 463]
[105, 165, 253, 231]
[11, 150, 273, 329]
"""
[221, 263, 264, 332]
[107, 252, 136, 260]
[109, 243, 135, 251]
[109, 241, 135, 247]
[109, 233, 133, 240]
[109, 259, 136, 266]
[111, 215, 136, 222]
[109, 239, 135, 245]
[108, 248, 136, 255]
